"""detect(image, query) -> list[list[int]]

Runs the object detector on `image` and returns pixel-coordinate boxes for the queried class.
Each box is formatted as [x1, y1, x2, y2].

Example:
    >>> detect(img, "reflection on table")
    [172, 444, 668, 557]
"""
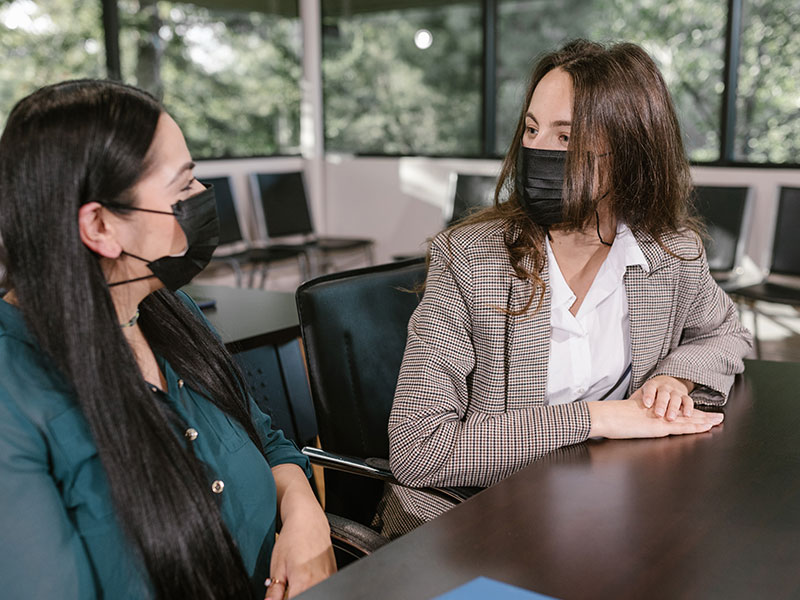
[298, 359, 800, 600]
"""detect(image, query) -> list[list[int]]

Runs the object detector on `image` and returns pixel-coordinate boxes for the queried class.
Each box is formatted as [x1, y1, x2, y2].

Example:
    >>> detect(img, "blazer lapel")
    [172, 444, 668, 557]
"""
[625, 234, 672, 391]
[506, 252, 551, 409]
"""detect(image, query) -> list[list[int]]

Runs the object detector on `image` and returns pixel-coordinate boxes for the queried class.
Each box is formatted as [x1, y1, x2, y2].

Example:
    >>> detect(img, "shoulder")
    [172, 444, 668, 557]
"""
[0, 316, 75, 439]
[431, 219, 511, 264]
[175, 289, 203, 316]
[634, 228, 706, 274]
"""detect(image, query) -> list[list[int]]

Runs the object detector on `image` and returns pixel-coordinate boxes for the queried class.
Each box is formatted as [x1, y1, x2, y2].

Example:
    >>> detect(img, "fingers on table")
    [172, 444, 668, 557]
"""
[669, 409, 724, 434]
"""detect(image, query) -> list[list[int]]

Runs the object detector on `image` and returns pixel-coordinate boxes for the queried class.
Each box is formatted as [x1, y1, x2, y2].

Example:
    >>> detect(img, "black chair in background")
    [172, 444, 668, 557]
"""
[693, 185, 752, 290]
[731, 186, 800, 357]
[446, 172, 497, 227]
[296, 258, 479, 531]
[250, 171, 373, 276]
[200, 176, 309, 287]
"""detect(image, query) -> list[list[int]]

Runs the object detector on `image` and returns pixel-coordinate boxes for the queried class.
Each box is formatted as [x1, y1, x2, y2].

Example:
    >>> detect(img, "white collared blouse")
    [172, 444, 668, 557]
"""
[545, 223, 649, 405]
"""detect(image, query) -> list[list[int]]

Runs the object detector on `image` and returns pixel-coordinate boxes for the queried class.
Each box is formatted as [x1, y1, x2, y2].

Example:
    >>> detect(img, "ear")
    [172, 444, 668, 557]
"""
[78, 202, 123, 258]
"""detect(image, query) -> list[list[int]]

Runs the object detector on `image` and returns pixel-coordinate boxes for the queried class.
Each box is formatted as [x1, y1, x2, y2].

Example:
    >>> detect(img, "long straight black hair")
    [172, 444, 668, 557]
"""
[0, 80, 262, 599]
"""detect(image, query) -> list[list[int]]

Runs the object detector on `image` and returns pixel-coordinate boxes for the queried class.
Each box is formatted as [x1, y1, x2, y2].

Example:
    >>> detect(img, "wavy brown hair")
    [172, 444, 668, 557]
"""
[448, 39, 701, 314]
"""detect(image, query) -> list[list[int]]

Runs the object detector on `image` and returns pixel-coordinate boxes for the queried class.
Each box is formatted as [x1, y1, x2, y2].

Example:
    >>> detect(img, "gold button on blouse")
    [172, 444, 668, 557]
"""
[184, 428, 198, 441]
[211, 480, 225, 494]
[178, 379, 184, 388]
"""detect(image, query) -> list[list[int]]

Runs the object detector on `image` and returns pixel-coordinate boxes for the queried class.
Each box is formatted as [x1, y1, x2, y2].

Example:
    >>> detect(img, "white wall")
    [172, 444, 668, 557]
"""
[196, 154, 800, 273]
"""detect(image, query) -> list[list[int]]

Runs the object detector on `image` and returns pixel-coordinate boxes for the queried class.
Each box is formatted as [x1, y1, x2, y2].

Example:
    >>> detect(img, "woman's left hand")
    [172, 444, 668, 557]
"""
[266, 464, 336, 599]
[630, 375, 695, 422]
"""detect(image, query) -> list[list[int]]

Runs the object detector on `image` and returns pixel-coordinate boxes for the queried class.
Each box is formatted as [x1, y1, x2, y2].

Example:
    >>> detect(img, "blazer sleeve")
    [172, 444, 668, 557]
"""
[651, 247, 752, 405]
[0, 388, 96, 599]
[388, 234, 591, 489]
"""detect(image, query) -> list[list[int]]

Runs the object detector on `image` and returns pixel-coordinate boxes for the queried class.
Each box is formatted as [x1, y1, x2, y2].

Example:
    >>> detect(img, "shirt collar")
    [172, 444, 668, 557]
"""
[545, 236, 576, 309]
[614, 222, 650, 273]
[545, 222, 648, 312]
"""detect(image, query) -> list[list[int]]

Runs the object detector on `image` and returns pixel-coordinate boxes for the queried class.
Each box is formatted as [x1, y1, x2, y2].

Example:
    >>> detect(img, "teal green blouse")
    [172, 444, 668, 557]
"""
[0, 293, 310, 599]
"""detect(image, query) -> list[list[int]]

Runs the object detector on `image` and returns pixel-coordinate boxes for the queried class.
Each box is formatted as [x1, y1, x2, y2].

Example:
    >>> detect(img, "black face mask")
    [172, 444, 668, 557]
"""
[515, 146, 567, 226]
[108, 184, 219, 291]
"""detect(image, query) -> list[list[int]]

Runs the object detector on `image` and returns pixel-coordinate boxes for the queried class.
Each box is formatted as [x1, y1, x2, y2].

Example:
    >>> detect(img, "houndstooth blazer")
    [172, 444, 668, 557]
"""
[387, 218, 752, 499]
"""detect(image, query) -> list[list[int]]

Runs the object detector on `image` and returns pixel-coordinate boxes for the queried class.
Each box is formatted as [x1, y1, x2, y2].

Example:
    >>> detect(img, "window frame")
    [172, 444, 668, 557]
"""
[96, 0, 797, 166]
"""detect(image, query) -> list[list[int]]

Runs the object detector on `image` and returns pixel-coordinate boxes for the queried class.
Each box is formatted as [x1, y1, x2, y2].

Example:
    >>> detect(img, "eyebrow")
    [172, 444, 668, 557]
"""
[526, 112, 571, 128]
[167, 161, 196, 187]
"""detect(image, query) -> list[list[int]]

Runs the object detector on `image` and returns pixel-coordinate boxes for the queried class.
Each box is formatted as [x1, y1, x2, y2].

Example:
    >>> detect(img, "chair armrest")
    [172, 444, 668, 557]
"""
[302, 446, 396, 482]
[326, 512, 388, 565]
[302, 447, 483, 505]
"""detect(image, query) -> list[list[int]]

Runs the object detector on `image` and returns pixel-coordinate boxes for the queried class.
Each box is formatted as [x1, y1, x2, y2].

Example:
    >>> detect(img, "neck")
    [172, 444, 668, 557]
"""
[102, 256, 159, 326]
[550, 209, 617, 250]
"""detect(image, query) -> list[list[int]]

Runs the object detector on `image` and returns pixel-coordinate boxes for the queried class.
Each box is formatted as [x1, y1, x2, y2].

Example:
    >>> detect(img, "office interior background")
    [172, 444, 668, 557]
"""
[1, 0, 799, 355]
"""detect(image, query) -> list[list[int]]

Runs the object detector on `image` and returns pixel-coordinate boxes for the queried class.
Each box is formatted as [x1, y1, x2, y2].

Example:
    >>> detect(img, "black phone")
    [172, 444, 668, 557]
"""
[193, 297, 217, 310]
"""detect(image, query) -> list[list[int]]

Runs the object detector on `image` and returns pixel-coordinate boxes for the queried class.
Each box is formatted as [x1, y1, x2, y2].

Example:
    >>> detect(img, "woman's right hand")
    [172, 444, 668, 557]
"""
[587, 398, 724, 439]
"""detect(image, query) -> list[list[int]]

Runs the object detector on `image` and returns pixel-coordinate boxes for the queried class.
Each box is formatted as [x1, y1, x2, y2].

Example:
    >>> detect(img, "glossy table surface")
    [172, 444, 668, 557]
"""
[183, 283, 299, 350]
[299, 359, 800, 600]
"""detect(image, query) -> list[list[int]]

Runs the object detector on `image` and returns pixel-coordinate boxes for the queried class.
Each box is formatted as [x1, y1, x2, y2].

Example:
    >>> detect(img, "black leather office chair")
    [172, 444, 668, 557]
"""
[249, 171, 373, 276]
[692, 185, 751, 290]
[446, 172, 496, 227]
[200, 176, 309, 287]
[296, 258, 479, 531]
[730, 186, 800, 357]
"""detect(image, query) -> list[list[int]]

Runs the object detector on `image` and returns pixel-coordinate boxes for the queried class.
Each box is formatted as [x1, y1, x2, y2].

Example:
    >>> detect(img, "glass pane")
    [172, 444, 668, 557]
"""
[118, 0, 301, 158]
[496, 0, 726, 162]
[0, 0, 105, 125]
[735, 0, 800, 164]
[322, 2, 482, 155]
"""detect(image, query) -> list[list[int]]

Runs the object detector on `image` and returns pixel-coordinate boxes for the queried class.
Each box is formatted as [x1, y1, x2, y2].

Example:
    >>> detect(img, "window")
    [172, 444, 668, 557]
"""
[735, 0, 799, 164]
[0, 0, 105, 125]
[496, 0, 726, 162]
[322, 1, 483, 156]
[2, 0, 796, 165]
[118, 0, 302, 158]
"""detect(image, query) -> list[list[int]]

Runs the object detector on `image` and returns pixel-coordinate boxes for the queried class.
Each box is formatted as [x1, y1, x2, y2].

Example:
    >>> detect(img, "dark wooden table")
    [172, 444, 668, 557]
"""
[299, 359, 800, 600]
[183, 283, 300, 351]
[182, 283, 317, 446]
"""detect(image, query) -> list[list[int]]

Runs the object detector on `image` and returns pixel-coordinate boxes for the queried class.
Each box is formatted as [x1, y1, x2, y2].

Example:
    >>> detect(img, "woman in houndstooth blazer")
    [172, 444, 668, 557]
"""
[381, 40, 752, 538]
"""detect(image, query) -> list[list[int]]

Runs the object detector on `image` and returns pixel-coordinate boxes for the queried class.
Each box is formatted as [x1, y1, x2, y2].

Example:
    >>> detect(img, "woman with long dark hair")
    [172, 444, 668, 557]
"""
[0, 80, 334, 599]
[382, 40, 752, 537]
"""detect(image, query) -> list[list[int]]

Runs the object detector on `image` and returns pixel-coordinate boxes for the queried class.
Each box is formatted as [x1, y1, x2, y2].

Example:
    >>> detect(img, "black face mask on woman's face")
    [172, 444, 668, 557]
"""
[108, 184, 219, 291]
[515, 146, 567, 226]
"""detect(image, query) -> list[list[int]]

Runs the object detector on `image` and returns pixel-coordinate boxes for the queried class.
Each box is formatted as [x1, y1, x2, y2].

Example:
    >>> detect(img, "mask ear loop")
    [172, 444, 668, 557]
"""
[595, 209, 612, 246]
[107, 251, 157, 287]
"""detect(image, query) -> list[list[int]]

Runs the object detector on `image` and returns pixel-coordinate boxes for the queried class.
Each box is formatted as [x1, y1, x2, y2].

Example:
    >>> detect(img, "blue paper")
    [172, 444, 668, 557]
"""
[433, 577, 559, 599]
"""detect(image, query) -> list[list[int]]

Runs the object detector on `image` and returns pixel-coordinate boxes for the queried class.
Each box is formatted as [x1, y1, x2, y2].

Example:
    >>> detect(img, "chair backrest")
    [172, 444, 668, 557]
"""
[296, 258, 427, 524]
[249, 171, 314, 239]
[692, 185, 751, 274]
[446, 173, 496, 226]
[770, 186, 800, 277]
[199, 176, 246, 249]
